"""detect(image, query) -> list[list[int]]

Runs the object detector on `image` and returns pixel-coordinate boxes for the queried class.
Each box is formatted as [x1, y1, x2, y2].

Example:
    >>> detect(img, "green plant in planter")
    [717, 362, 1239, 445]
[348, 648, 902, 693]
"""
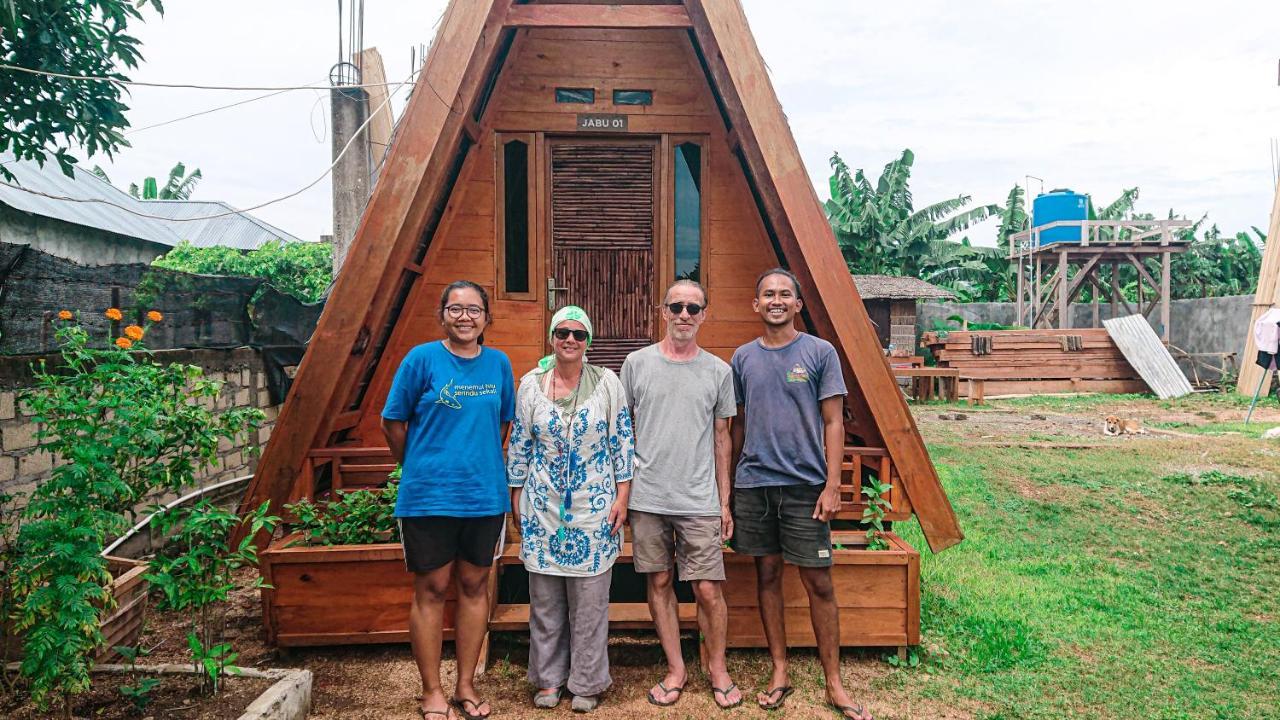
[861, 476, 894, 551]
[286, 483, 400, 546]
[145, 500, 278, 696]
[11, 311, 264, 716]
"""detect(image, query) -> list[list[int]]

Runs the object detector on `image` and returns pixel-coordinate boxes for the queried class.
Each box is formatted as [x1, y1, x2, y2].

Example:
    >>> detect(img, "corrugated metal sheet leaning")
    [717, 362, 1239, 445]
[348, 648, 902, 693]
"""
[0, 153, 305, 250]
[1103, 314, 1194, 399]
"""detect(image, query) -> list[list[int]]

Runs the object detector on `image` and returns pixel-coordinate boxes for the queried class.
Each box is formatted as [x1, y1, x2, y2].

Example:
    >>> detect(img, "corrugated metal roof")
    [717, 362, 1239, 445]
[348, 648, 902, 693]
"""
[1102, 314, 1193, 399]
[142, 200, 303, 249]
[0, 153, 304, 250]
[853, 274, 956, 300]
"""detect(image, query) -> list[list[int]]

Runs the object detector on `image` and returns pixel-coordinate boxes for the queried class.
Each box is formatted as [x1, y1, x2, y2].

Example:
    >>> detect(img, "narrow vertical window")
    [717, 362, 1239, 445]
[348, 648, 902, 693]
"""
[503, 139, 530, 294]
[674, 142, 702, 282]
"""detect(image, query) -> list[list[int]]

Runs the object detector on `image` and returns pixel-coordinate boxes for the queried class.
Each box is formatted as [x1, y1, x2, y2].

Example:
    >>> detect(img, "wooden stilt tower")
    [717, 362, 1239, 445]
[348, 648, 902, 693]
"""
[1011, 219, 1191, 340]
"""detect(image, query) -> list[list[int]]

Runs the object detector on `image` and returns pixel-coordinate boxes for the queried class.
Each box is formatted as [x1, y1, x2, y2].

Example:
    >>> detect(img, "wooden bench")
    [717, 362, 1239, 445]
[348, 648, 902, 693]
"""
[892, 367, 960, 402]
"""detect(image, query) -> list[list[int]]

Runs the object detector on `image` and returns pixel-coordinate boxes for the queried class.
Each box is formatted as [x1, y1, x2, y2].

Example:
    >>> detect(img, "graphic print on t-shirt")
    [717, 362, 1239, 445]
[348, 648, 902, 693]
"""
[435, 378, 500, 410]
[786, 363, 810, 383]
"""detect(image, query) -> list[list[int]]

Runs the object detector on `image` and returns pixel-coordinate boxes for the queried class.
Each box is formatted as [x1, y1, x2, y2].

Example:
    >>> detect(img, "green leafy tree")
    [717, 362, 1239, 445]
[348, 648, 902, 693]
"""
[151, 240, 333, 303]
[0, 0, 164, 181]
[11, 311, 260, 716]
[131, 161, 202, 200]
[92, 161, 203, 199]
[145, 500, 277, 695]
[825, 150, 1001, 299]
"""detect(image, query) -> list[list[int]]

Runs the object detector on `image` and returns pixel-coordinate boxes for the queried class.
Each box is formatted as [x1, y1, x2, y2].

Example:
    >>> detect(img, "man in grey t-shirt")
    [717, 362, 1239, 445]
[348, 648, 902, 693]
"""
[730, 268, 871, 720]
[622, 279, 742, 710]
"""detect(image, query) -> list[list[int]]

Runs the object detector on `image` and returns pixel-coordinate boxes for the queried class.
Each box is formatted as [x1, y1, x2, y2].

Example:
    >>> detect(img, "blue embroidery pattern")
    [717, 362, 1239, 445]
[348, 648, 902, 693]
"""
[507, 369, 635, 576]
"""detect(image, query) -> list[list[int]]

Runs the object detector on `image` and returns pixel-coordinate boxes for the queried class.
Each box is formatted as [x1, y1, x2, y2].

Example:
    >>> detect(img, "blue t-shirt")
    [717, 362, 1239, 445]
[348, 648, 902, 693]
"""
[731, 333, 847, 488]
[381, 341, 515, 517]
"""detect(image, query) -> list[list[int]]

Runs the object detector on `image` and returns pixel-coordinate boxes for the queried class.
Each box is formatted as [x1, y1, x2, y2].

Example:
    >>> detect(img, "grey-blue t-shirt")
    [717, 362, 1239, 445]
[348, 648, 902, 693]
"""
[731, 333, 847, 488]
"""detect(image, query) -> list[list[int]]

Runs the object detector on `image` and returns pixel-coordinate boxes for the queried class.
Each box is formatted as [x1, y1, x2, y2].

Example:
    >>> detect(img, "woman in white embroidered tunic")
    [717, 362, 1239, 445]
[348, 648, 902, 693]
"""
[507, 305, 633, 713]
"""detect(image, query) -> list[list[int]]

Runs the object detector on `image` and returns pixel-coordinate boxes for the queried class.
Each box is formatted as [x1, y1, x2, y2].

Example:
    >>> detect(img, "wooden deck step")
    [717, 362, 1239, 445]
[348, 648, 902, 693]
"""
[490, 602, 698, 631]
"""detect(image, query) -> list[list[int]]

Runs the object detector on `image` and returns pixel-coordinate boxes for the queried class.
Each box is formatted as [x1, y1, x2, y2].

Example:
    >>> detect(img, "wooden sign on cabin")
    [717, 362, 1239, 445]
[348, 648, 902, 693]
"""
[240, 0, 963, 654]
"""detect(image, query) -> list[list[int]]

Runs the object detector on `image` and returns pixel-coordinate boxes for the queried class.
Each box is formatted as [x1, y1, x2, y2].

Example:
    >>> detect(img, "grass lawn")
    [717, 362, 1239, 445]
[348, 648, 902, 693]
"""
[886, 394, 1280, 720]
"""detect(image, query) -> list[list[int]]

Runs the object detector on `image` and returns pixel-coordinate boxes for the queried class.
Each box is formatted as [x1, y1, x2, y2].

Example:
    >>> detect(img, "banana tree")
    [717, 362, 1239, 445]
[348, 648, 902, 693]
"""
[128, 162, 202, 200]
[825, 149, 998, 293]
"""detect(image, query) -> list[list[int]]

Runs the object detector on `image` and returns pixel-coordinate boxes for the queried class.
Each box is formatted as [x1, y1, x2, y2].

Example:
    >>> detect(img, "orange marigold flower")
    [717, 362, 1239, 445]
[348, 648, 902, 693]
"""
[114, 336, 133, 350]
[124, 324, 144, 341]
[105, 308, 123, 321]
[57, 310, 73, 321]
[147, 310, 163, 322]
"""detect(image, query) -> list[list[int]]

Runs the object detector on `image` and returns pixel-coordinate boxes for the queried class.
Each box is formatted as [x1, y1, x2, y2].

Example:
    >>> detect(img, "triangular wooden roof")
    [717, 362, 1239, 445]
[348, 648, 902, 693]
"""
[238, 0, 962, 552]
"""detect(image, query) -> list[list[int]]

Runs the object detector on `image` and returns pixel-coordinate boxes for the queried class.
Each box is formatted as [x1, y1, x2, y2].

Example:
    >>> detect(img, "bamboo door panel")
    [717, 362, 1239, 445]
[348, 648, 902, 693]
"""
[550, 142, 657, 370]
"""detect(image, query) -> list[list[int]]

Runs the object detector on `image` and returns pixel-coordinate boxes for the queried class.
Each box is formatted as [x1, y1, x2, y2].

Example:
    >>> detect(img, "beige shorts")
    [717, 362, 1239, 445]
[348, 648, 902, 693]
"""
[629, 510, 725, 581]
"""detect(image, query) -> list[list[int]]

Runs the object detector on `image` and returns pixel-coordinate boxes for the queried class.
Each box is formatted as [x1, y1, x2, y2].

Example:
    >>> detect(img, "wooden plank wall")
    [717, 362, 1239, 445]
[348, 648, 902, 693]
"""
[352, 27, 801, 444]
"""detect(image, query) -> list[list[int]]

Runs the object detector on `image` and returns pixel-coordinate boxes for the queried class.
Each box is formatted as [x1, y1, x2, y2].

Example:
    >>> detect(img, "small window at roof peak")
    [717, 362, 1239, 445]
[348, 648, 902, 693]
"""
[555, 87, 595, 104]
[613, 89, 653, 106]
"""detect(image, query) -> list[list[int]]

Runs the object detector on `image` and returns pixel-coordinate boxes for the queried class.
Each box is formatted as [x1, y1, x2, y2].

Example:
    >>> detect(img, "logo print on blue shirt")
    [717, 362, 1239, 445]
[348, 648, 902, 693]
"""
[786, 363, 810, 383]
[435, 379, 463, 409]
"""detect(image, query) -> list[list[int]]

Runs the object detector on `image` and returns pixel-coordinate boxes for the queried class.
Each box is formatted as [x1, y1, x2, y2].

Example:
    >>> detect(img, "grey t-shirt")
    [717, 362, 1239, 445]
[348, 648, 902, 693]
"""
[621, 344, 737, 516]
[731, 333, 847, 488]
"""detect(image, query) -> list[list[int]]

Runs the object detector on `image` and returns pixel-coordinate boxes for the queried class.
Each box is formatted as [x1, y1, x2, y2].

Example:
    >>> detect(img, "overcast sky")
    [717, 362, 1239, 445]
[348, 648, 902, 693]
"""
[97, 0, 1280, 247]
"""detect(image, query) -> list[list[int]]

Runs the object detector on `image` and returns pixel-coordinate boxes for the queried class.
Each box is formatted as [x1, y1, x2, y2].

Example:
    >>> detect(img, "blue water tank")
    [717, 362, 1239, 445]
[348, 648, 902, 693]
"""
[1032, 189, 1088, 245]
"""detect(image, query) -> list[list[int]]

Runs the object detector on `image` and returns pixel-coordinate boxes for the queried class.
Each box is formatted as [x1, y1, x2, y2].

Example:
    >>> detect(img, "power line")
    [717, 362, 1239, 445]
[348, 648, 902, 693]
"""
[0, 68, 419, 223]
[126, 80, 325, 135]
[0, 63, 412, 92]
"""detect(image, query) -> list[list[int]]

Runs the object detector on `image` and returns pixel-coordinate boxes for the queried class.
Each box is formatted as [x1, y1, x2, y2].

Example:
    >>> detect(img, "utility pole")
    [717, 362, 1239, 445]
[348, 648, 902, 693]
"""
[329, 60, 371, 276]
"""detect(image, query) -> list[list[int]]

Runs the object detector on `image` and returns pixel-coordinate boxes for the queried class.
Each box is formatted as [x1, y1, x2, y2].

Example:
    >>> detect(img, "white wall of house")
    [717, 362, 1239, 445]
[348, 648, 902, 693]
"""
[0, 206, 168, 266]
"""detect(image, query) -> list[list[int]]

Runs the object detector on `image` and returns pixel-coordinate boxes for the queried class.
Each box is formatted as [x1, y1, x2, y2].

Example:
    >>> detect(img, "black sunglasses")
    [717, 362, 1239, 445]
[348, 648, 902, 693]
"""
[665, 302, 704, 316]
[553, 328, 589, 341]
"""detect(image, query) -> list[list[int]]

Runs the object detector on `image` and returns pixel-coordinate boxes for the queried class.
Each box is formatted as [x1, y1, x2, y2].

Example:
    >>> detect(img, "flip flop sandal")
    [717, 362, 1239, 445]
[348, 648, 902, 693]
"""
[758, 685, 794, 710]
[419, 708, 451, 719]
[451, 697, 491, 720]
[646, 680, 685, 707]
[712, 682, 743, 710]
[828, 702, 873, 720]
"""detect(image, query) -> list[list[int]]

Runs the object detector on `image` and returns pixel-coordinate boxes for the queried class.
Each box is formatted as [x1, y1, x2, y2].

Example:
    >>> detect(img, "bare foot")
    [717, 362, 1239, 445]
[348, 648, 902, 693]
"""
[647, 666, 687, 705]
[709, 667, 742, 708]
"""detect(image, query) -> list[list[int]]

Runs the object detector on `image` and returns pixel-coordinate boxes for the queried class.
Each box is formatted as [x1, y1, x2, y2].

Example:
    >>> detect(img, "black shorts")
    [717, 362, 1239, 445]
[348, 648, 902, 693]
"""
[730, 484, 832, 567]
[399, 514, 505, 573]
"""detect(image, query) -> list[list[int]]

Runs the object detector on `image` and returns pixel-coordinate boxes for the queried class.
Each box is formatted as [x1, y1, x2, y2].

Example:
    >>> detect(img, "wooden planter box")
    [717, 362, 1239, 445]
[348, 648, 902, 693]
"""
[723, 531, 919, 648]
[259, 530, 918, 650]
[259, 534, 458, 647]
[2, 556, 149, 662]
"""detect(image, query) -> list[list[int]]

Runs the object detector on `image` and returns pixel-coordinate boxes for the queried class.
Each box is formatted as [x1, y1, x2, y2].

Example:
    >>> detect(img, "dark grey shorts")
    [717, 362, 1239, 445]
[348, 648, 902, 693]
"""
[730, 484, 832, 567]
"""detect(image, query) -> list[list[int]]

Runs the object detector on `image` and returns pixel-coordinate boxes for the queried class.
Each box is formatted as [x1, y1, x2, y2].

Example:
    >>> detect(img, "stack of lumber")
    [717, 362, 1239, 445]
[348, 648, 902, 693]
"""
[920, 328, 1147, 397]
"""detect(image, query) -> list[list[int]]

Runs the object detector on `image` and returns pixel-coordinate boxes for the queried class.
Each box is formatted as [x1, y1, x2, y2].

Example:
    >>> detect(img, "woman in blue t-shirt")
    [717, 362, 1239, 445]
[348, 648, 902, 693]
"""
[382, 280, 515, 720]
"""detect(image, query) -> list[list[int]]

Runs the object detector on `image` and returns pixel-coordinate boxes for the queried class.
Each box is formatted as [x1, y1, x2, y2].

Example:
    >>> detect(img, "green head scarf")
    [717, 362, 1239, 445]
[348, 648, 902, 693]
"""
[538, 305, 593, 371]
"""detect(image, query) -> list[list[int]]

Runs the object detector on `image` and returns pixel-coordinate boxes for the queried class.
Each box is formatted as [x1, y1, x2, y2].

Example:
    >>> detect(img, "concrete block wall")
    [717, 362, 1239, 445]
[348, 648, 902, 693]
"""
[918, 294, 1255, 379]
[0, 347, 280, 514]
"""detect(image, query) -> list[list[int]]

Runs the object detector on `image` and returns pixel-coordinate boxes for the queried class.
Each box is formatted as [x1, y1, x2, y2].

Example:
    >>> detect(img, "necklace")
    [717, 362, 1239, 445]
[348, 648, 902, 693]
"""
[552, 366, 585, 544]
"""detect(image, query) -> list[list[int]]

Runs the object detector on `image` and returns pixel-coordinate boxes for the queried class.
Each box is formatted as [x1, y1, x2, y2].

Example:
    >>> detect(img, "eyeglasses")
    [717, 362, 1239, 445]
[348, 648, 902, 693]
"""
[444, 304, 484, 319]
[553, 328, 589, 342]
[665, 302, 704, 316]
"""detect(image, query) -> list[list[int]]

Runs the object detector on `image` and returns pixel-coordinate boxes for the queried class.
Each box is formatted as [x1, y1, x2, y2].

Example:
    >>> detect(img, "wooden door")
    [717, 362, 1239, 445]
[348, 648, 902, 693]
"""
[548, 140, 658, 370]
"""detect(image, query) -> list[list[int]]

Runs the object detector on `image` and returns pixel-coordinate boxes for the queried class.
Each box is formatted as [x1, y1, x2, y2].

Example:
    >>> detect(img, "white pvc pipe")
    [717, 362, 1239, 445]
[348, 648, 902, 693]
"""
[101, 475, 254, 558]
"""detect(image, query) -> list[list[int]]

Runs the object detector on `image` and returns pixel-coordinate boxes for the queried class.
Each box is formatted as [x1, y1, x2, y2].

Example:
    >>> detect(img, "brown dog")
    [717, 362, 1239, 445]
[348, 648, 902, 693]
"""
[1103, 415, 1146, 436]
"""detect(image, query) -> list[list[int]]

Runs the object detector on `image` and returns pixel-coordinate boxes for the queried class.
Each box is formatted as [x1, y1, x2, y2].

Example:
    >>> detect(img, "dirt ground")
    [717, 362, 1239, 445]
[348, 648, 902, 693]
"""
[1, 672, 273, 720]
[123, 393, 1280, 720]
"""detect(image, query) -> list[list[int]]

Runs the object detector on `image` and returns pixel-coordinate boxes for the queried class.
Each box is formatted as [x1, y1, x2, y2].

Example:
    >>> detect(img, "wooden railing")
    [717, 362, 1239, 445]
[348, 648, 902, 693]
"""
[287, 447, 398, 504]
[840, 446, 912, 522]
[287, 444, 912, 522]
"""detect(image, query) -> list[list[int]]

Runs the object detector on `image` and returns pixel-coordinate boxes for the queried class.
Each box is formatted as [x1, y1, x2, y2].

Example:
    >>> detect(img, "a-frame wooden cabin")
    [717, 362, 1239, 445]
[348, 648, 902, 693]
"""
[245, 0, 963, 651]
